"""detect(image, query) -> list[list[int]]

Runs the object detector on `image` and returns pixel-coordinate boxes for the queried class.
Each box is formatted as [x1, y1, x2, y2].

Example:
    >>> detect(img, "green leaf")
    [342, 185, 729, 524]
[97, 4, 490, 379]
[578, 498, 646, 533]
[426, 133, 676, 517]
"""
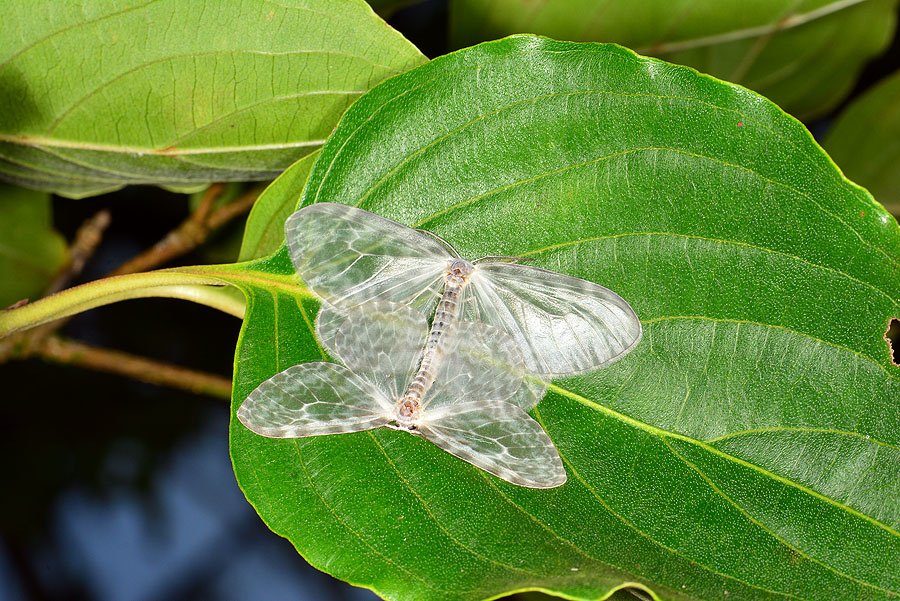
[449, 0, 899, 120]
[0, 0, 424, 198]
[239, 151, 320, 261]
[824, 70, 900, 215]
[226, 37, 899, 601]
[0, 183, 67, 307]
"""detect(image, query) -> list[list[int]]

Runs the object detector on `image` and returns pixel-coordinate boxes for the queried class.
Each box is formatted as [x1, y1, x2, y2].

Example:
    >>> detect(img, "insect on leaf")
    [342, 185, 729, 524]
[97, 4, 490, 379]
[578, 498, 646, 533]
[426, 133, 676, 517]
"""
[286, 202, 642, 378]
[239, 301, 565, 488]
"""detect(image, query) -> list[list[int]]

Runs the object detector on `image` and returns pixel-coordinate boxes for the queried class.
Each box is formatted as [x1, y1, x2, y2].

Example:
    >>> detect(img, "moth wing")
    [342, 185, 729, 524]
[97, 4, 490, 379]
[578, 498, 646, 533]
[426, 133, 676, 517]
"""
[313, 302, 345, 358]
[420, 400, 566, 489]
[286, 203, 451, 312]
[320, 301, 428, 401]
[237, 363, 392, 438]
[467, 262, 642, 377]
[426, 320, 545, 411]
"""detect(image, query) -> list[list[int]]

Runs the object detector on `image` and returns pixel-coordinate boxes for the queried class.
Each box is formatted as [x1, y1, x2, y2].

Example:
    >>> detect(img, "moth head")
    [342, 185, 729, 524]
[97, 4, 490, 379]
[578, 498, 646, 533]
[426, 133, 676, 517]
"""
[447, 259, 474, 285]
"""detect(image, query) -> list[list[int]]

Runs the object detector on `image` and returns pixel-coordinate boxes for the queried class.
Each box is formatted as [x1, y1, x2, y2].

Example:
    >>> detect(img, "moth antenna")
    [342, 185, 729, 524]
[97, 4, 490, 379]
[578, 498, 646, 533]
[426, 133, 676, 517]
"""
[413, 228, 460, 257]
[474, 255, 531, 264]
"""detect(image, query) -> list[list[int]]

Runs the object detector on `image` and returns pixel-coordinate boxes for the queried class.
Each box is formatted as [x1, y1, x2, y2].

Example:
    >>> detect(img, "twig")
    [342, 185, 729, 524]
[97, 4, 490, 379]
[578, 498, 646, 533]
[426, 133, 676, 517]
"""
[110, 183, 262, 276]
[24, 335, 232, 399]
[45, 209, 112, 295]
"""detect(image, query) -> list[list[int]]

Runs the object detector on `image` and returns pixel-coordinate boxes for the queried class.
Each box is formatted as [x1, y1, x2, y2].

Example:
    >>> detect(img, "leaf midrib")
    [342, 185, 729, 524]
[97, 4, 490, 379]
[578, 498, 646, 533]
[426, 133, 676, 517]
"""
[0, 134, 328, 157]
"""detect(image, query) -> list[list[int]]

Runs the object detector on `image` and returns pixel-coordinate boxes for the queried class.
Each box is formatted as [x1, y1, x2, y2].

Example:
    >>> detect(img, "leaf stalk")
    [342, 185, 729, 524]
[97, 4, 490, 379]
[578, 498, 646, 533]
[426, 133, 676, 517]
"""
[0, 269, 245, 338]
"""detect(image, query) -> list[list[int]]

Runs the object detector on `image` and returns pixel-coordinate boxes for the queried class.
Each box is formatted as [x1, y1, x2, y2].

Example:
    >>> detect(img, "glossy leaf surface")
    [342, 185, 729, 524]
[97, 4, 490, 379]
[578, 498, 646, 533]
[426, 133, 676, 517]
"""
[0, 184, 67, 307]
[226, 37, 899, 601]
[449, 0, 899, 120]
[0, 0, 424, 198]
[825, 69, 900, 215]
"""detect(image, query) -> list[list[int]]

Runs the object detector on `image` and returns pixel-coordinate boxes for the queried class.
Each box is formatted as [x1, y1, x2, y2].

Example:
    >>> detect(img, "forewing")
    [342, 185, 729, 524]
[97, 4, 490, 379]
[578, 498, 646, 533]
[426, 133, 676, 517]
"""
[419, 400, 566, 488]
[467, 263, 642, 377]
[328, 302, 428, 401]
[286, 203, 451, 311]
[237, 363, 391, 438]
[426, 320, 545, 411]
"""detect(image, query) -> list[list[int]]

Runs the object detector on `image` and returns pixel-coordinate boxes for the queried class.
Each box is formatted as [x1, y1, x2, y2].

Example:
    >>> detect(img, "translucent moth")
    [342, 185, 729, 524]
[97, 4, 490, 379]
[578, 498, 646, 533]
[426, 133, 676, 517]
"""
[239, 302, 566, 488]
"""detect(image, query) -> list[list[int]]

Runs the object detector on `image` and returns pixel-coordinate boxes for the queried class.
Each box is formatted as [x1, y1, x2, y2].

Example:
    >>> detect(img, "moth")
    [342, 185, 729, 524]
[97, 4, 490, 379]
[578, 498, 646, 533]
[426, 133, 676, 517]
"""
[286, 203, 642, 379]
[238, 302, 566, 488]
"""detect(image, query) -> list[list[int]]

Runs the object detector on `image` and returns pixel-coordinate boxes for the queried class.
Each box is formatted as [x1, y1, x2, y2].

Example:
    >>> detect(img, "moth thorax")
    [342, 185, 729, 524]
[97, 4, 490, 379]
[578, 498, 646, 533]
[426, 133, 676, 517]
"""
[446, 259, 474, 286]
[397, 396, 420, 420]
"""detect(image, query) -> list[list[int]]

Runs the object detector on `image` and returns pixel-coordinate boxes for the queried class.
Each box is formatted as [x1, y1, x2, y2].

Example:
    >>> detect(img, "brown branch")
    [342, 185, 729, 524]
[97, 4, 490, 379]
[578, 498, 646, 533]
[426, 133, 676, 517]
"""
[26, 335, 232, 399]
[45, 209, 112, 295]
[207, 186, 264, 230]
[110, 183, 262, 276]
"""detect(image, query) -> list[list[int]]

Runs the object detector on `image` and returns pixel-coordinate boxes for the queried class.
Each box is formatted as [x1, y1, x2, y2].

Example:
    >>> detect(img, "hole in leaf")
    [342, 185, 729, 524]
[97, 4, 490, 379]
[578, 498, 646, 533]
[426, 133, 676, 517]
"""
[886, 318, 899, 367]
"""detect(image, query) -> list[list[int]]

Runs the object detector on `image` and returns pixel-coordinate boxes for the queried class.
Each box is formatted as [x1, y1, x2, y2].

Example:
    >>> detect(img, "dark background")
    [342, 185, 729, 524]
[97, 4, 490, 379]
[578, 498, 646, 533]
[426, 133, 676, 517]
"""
[2, 2, 898, 600]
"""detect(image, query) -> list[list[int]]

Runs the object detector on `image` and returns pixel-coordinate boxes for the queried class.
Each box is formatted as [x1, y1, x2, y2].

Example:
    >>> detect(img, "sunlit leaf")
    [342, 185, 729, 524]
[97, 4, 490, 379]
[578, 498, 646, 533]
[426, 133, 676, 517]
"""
[0, 0, 424, 198]
[449, 0, 899, 120]
[223, 37, 899, 601]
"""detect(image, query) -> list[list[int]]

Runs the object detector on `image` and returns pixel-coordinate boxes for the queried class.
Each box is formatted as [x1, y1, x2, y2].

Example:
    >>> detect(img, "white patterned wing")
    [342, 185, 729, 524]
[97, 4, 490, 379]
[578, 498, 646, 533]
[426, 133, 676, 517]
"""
[320, 302, 428, 401]
[237, 363, 392, 438]
[467, 262, 642, 377]
[286, 203, 452, 312]
[313, 302, 346, 358]
[419, 400, 566, 488]
[426, 320, 545, 411]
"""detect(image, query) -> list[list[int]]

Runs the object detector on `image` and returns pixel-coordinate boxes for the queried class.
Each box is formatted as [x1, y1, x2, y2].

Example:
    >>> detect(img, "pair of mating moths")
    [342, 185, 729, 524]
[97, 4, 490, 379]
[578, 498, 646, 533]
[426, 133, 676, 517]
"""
[238, 203, 642, 488]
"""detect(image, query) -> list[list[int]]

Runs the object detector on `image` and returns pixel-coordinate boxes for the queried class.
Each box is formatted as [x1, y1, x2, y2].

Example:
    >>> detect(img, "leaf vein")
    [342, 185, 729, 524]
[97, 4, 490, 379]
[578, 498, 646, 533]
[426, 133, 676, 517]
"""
[367, 432, 546, 579]
[518, 231, 897, 305]
[537, 406, 804, 600]
[706, 427, 899, 451]
[661, 438, 894, 595]
[549, 379, 900, 536]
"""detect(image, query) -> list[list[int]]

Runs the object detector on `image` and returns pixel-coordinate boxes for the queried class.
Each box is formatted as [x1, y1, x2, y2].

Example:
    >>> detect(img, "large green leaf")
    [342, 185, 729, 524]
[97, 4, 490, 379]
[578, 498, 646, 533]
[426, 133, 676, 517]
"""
[0, 0, 424, 198]
[0, 184, 67, 307]
[825, 70, 900, 215]
[224, 37, 899, 601]
[449, 0, 899, 120]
